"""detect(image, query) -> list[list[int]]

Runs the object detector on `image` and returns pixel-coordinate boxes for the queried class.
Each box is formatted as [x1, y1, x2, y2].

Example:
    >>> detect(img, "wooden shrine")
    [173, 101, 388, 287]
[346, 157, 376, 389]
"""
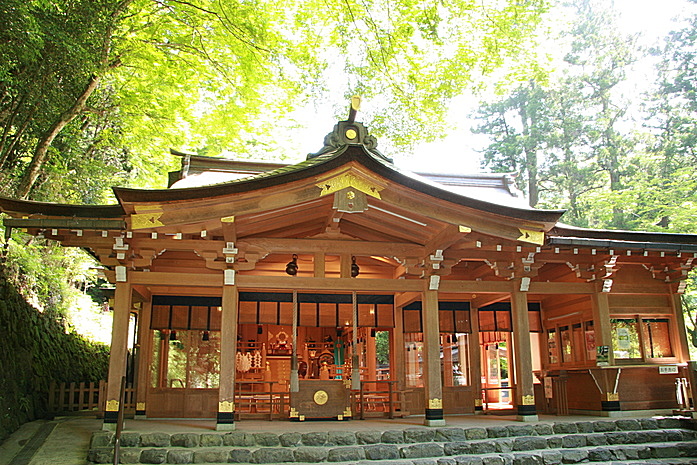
[2, 107, 697, 430]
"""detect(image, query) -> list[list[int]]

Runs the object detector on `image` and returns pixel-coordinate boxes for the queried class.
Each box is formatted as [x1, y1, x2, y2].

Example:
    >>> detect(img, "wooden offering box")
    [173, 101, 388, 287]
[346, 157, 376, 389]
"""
[290, 379, 351, 420]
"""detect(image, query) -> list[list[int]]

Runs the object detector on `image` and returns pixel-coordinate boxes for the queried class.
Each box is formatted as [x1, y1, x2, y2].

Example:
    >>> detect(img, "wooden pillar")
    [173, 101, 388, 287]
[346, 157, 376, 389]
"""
[590, 288, 614, 364]
[103, 281, 132, 430]
[217, 283, 239, 430]
[314, 252, 325, 278]
[366, 329, 377, 381]
[469, 303, 483, 413]
[590, 287, 621, 412]
[134, 300, 152, 418]
[670, 292, 691, 363]
[393, 295, 406, 392]
[510, 284, 538, 421]
[422, 287, 445, 426]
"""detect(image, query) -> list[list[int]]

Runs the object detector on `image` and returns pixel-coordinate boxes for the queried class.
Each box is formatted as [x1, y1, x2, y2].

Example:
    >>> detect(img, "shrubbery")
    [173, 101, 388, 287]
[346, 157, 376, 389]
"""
[0, 233, 109, 442]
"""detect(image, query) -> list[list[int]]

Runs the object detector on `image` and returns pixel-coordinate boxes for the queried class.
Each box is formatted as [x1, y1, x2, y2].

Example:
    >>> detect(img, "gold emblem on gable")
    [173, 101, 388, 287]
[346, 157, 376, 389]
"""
[131, 213, 164, 230]
[317, 172, 383, 199]
[518, 228, 545, 245]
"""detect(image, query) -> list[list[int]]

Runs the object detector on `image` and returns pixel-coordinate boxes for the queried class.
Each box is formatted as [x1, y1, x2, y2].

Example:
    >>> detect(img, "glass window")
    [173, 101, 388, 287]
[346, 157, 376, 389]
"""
[404, 333, 423, 388]
[442, 333, 469, 387]
[547, 329, 559, 365]
[611, 318, 641, 360]
[642, 318, 673, 358]
[154, 330, 221, 389]
[560, 326, 572, 363]
[584, 321, 596, 361]
[572, 323, 584, 362]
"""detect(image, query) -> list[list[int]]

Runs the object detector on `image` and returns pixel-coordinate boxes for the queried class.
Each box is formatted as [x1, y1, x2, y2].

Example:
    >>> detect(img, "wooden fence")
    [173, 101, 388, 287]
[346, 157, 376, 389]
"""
[48, 380, 136, 416]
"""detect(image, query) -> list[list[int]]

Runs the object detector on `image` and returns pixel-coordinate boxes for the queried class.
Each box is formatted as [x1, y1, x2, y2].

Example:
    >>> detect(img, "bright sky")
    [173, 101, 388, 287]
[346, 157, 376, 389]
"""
[292, 0, 696, 176]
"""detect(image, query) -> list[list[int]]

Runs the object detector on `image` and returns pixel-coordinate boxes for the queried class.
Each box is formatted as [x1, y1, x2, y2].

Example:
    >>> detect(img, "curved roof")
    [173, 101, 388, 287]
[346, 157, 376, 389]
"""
[0, 195, 124, 218]
[114, 143, 566, 224]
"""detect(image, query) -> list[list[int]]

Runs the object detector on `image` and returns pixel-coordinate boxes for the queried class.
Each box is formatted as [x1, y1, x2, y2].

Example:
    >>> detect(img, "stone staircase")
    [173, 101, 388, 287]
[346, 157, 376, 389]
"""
[87, 417, 697, 464]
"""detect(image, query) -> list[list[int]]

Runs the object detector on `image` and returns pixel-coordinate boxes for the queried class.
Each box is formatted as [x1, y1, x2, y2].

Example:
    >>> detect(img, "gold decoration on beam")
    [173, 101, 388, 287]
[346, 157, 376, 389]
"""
[131, 213, 164, 230]
[221, 216, 235, 223]
[218, 401, 234, 412]
[106, 400, 119, 412]
[428, 398, 443, 409]
[289, 408, 299, 418]
[317, 172, 383, 199]
[517, 228, 545, 245]
[459, 225, 472, 233]
[136, 402, 146, 411]
[521, 395, 535, 405]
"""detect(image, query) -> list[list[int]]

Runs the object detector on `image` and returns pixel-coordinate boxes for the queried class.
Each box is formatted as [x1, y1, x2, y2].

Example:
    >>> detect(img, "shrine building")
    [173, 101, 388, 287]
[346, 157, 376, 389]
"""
[2, 113, 697, 431]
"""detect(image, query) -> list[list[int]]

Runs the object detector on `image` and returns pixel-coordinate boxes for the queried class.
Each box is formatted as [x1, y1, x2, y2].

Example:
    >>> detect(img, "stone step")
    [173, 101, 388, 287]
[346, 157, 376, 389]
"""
[87, 418, 697, 464]
[88, 437, 697, 463]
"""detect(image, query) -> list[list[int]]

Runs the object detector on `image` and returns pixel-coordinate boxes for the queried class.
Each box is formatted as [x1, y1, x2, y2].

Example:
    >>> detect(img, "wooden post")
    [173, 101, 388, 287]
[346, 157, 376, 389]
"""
[590, 288, 614, 364]
[670, 292, 691, 363]
[510, 284, 538, 421]
[217, 283, 239, 430]
[135, 300, 152, 418]
[422, 286, 444, 426]
[103, 282, 132, 430]
[590, 287, 622, 412]
[469, 303, 483, 413]
[393, 294, 406, 393]
[367, 329, 377, 381]
[314, 252, 325, 278]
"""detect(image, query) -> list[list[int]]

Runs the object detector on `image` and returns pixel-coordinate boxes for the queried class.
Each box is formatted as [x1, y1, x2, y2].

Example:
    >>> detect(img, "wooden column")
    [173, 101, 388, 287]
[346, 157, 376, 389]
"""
[510, 284, 538, 421]
[469, 302, 483, 413]
[134, 300, 152, 418]
[393, 294, 406, 393]
[217, 283, 239, 430]
[422, 287, 445, 426]
[590, 288, 620, 412]
[366, 330, 377, 381]
[314, 252, 325, 278]
[590, 288, 614, 364]
[103, 281, 132, 430]
[670, 292, 691, 363]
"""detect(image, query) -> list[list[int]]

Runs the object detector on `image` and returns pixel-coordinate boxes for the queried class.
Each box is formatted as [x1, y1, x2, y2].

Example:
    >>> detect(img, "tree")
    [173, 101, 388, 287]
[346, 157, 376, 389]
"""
[0, 0, 551, 201]
[473, 0, 639, 228]
[473, 81, 551, 207]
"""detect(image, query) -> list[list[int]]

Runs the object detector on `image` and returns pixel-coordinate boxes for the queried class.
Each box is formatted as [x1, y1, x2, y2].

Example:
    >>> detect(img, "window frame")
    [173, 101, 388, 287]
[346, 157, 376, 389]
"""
[610, 314, 678, 364]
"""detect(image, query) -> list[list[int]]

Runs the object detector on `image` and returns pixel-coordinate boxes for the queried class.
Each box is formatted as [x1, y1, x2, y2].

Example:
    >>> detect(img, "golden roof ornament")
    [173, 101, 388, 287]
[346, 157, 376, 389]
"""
[307, 96, 392, 163]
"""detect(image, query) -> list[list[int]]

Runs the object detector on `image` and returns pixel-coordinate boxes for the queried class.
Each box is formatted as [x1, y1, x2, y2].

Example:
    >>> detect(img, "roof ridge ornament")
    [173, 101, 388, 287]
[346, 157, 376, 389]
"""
[307, 96, 393, 163]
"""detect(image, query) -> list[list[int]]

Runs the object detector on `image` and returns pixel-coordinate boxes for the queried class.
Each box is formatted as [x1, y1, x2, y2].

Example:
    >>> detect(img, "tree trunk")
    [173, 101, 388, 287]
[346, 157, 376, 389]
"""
[14, 0, 131, 199]
[15, 73, 103, 199]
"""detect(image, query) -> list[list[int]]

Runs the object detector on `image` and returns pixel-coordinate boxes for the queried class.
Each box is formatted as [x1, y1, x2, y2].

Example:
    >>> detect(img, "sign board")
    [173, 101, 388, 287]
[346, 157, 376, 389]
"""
[544, 377, 553, 399]
[596, 345, 609, 366]
[658, 365, 679, 375]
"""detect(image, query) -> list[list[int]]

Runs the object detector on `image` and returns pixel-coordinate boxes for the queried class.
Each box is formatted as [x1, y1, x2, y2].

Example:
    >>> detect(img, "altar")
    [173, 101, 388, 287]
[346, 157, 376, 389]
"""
[290, 379, 352, 421]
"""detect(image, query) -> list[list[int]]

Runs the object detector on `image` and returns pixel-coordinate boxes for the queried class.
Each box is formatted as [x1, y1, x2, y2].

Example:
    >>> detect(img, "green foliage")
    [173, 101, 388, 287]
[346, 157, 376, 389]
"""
[0, 0, 551, 200]
[375, 330, 390, 366]
[0, 259, 109, 442]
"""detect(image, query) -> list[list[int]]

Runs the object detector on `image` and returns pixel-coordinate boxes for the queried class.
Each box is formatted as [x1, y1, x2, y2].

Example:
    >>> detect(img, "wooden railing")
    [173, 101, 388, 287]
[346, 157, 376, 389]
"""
[354, 380, 408, 419]
[48, 380, 136, 416]
[234, 381, 290, 421]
